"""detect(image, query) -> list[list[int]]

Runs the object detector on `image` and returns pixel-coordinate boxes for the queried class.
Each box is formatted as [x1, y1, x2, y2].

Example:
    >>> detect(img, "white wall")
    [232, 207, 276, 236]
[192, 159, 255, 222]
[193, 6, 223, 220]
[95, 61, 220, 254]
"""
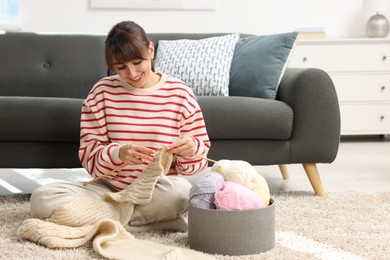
[18, 0, 389, 38]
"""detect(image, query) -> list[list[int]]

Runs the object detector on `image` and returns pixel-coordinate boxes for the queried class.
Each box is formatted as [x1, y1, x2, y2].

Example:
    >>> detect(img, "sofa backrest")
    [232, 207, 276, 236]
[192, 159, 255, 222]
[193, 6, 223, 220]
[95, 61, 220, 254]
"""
[0, 32, 252, 98]
[0, 32, 108, 99]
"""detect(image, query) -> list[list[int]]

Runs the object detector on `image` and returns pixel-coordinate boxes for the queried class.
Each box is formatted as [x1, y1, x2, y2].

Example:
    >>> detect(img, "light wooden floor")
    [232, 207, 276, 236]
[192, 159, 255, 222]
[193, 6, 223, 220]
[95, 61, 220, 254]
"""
[0, 135, 389, 195]
[258, 135, 390, 194]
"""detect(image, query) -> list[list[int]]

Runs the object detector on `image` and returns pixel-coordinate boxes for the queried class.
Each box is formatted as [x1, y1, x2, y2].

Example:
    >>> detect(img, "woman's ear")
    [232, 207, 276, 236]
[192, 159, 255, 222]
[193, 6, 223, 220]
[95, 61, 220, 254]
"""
[149, 42, 155, 59]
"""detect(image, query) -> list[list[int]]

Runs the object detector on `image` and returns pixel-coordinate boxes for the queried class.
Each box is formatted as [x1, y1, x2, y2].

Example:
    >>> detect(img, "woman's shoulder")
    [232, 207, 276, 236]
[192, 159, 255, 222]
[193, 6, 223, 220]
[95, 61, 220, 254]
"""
[160, 74, 196, 97]
[89, 75, 124, 93]
[94, 75, 122, 88]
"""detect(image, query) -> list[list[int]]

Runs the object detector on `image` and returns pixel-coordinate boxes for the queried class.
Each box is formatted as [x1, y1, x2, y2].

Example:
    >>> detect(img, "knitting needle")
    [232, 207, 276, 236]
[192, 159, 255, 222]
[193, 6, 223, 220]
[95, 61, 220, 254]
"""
[194, 154, 218, 163]
[83, 164, 125, 186]
[83, 154, 217, 186]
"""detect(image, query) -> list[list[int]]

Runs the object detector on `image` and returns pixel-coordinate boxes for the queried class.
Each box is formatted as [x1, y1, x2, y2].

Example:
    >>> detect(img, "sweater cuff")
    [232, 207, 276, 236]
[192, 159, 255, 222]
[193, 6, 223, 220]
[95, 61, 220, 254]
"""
[192, 136, 205, 156]
[110, 144, 124, 166]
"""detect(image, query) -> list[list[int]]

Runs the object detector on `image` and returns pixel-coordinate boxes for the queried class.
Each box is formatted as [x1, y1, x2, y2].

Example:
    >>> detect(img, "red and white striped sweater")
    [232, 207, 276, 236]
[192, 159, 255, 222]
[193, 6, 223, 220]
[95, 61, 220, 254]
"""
[79, 73, 210, 191]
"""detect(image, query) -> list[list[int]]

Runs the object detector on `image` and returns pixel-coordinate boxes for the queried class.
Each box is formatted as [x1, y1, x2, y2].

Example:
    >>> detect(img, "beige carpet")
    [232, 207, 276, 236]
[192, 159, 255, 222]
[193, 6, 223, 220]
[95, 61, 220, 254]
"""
[1, 191, 389, 259]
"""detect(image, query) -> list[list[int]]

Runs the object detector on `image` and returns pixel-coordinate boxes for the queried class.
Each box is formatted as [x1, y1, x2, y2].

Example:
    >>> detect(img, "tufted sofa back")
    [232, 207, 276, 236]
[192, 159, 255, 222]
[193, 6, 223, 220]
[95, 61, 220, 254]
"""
[0, 32, 107, 99]
[0, 32, 252, 99]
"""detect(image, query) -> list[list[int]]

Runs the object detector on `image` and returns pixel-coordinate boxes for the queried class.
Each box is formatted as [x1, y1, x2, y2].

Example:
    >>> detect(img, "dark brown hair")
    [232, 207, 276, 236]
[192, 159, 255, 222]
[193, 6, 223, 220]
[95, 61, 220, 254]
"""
[105, 21, 154, 71]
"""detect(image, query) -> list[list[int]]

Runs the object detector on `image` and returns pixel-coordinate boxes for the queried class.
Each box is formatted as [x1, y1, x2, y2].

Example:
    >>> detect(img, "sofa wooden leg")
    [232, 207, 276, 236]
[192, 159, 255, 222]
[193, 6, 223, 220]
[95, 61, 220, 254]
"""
[302, 163, 326, 196]
[278, 164, 289, 179]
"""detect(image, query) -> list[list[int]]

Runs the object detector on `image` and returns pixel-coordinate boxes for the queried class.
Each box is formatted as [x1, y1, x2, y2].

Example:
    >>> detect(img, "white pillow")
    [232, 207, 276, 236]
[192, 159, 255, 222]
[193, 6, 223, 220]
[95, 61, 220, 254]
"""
[155, 34, 239, 96]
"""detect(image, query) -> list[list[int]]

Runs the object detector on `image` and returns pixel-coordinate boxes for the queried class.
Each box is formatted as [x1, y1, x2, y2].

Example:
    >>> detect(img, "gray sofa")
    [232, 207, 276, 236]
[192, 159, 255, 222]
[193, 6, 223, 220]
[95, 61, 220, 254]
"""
[0, 32, 340, 196]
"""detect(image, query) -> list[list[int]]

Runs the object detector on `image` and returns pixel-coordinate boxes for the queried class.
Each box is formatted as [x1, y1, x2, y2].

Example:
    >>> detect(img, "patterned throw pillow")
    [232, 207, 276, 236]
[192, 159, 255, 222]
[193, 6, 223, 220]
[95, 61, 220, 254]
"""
[155, 34, 239, 96]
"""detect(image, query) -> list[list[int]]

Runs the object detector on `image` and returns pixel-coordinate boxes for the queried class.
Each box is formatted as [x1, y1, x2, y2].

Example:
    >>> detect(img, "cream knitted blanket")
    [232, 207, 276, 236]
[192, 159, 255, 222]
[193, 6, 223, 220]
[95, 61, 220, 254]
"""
[17, 147, 214, 259]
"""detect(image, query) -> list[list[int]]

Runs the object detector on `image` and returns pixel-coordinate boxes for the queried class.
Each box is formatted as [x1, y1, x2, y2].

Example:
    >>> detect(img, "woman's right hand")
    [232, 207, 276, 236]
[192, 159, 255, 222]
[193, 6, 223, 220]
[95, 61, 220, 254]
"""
[119, 144, 155, 165]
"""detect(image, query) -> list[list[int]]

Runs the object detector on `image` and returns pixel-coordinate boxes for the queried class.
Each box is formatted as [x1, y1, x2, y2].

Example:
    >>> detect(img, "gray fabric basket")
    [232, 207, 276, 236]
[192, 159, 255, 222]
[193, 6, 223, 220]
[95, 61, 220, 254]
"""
[188, 199, 275, 255]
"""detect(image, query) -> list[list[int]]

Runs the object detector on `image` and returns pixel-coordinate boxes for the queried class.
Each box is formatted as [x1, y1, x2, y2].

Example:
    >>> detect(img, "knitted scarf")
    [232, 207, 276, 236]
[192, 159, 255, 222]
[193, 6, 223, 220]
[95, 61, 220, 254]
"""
[17, 147, 214, 260]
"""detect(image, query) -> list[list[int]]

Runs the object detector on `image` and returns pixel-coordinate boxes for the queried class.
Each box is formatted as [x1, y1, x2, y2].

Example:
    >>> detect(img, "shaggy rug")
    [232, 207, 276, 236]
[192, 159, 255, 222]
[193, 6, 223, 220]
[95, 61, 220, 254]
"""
[1, 191, 389, 259]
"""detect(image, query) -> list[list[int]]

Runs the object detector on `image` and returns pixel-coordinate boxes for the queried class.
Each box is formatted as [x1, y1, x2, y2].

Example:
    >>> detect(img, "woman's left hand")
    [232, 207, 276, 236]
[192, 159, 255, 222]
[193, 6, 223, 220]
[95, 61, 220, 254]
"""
[167, 135, 196, 157]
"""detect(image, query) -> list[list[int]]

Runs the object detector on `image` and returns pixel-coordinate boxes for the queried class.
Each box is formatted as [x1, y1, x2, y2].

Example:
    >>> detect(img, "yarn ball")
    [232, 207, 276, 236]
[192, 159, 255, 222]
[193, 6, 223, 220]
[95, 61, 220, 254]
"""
[214, 182, 265, 211]
[189, 172, 225, 209]
[251, 174, 270, 206]
[211, 159, 270, 206]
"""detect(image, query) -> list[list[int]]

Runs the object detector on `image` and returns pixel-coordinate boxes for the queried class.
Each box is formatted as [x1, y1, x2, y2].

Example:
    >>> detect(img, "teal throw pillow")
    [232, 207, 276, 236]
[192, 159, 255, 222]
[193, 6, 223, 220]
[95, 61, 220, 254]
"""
[229, 32, 298, 99]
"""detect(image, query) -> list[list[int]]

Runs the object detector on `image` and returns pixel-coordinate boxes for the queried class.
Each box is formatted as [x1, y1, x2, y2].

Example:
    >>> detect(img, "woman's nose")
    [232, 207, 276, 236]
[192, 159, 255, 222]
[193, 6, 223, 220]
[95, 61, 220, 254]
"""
[126, 66, 137, 78]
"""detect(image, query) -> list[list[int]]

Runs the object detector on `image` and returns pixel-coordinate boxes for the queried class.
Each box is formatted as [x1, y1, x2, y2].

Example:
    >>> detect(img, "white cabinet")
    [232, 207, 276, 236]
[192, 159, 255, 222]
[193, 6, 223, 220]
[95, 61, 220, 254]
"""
[288, 38, 390, 135]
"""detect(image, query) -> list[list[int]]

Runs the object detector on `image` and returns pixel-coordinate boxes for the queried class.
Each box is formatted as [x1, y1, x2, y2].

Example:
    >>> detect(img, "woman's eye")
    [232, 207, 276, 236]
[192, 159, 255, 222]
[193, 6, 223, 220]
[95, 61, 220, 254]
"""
[133, 60, 142, 65]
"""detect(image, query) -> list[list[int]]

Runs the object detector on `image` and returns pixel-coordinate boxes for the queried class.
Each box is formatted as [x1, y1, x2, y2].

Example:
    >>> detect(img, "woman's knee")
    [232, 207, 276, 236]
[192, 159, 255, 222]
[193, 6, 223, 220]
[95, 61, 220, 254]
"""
[157, 176, 192, 210]
[30, 184, 60, 219]
[30, 180, 112, 219]
[130, 177, 192, 225]
[160, 176, 191, 198]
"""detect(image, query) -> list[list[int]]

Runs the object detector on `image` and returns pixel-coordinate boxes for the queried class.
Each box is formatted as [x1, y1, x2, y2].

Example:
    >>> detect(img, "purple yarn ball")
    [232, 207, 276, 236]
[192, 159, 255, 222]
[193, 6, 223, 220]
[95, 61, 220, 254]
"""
[189, 172, 225, 209]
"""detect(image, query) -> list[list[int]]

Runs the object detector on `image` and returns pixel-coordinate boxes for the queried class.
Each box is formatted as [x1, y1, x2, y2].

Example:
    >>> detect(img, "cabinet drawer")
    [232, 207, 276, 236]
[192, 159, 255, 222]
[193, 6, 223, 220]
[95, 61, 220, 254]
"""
[340, 104, 390, 134]
[331, 74, 390, 102]
[289, 43, 390, 72]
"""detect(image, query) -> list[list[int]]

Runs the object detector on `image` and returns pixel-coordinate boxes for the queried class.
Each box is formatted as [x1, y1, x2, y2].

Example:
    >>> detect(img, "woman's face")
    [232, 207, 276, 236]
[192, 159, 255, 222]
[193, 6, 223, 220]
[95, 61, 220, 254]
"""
[113, 42, 156, 89]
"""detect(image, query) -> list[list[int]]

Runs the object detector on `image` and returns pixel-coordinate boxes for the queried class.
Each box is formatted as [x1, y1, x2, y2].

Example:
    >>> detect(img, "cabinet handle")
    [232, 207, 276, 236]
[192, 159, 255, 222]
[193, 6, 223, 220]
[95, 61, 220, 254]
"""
[381, 85, 386, 92]
[302, 56, 308, 62]
[382, 55, 387, 61]
[380, 115, 385, 121]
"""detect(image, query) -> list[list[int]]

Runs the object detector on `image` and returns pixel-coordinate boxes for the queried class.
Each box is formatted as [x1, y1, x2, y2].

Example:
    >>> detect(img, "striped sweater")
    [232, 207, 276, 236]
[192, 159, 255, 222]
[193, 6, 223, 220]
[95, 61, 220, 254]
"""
[79, 73, 210, 191]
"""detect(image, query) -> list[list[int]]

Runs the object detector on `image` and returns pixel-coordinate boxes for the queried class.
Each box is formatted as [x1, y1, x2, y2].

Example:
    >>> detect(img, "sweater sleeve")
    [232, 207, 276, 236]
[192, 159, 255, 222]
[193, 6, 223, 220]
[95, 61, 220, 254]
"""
[174, 100, 211, 176]
[78, 99, 124, 178]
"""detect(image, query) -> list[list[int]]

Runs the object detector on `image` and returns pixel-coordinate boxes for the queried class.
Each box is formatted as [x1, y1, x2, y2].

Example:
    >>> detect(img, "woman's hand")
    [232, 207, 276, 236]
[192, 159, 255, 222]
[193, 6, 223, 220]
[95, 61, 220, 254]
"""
[119, 144, 155, 165]
[167, 136, 196, 157]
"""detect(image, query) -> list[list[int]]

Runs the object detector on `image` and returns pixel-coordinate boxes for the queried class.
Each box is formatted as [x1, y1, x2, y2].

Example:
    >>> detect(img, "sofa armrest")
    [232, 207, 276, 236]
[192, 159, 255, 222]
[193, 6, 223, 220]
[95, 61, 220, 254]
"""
[277, 68, 341, 163]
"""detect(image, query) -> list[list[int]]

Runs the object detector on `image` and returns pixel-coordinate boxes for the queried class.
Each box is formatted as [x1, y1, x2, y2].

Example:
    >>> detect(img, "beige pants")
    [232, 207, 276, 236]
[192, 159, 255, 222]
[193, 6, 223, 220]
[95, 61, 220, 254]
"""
[30, 176, 192, 231]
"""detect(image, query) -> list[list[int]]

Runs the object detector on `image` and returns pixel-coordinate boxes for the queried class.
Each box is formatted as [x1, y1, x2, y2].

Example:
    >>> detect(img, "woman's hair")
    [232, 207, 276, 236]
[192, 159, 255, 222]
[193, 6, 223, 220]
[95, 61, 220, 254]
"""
[105, 21, 154, 71]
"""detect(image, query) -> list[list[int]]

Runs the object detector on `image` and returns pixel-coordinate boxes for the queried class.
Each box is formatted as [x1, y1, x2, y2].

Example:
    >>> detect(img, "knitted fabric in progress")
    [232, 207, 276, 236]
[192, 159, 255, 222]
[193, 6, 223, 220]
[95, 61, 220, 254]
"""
[17, 147, 214, 260]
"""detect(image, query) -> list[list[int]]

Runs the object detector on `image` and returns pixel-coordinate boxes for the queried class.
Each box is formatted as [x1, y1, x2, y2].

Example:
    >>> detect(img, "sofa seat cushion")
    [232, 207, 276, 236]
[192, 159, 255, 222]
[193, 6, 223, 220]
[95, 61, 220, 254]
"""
[0, 96, 83, 142]
[198, 96, 293, 140]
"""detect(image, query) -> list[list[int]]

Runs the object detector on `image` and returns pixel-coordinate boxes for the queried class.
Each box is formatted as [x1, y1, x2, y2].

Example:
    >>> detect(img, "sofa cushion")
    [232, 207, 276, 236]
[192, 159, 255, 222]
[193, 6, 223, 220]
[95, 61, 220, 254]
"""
[154, 34, 239, 96]
[197, 96, 293, 140]
[229, 32, 298, 99]
[0, 96, 83, 142]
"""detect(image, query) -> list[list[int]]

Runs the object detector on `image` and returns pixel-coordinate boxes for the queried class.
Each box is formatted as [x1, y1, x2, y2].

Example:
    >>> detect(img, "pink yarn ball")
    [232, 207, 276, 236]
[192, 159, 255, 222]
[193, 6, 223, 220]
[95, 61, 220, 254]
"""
[214, 182, 265, 210]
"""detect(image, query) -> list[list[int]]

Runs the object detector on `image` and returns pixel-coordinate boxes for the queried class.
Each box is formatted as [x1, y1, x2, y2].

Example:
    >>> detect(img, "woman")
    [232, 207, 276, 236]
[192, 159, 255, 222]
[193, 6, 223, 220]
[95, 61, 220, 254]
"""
[30, 21, 210, 232]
